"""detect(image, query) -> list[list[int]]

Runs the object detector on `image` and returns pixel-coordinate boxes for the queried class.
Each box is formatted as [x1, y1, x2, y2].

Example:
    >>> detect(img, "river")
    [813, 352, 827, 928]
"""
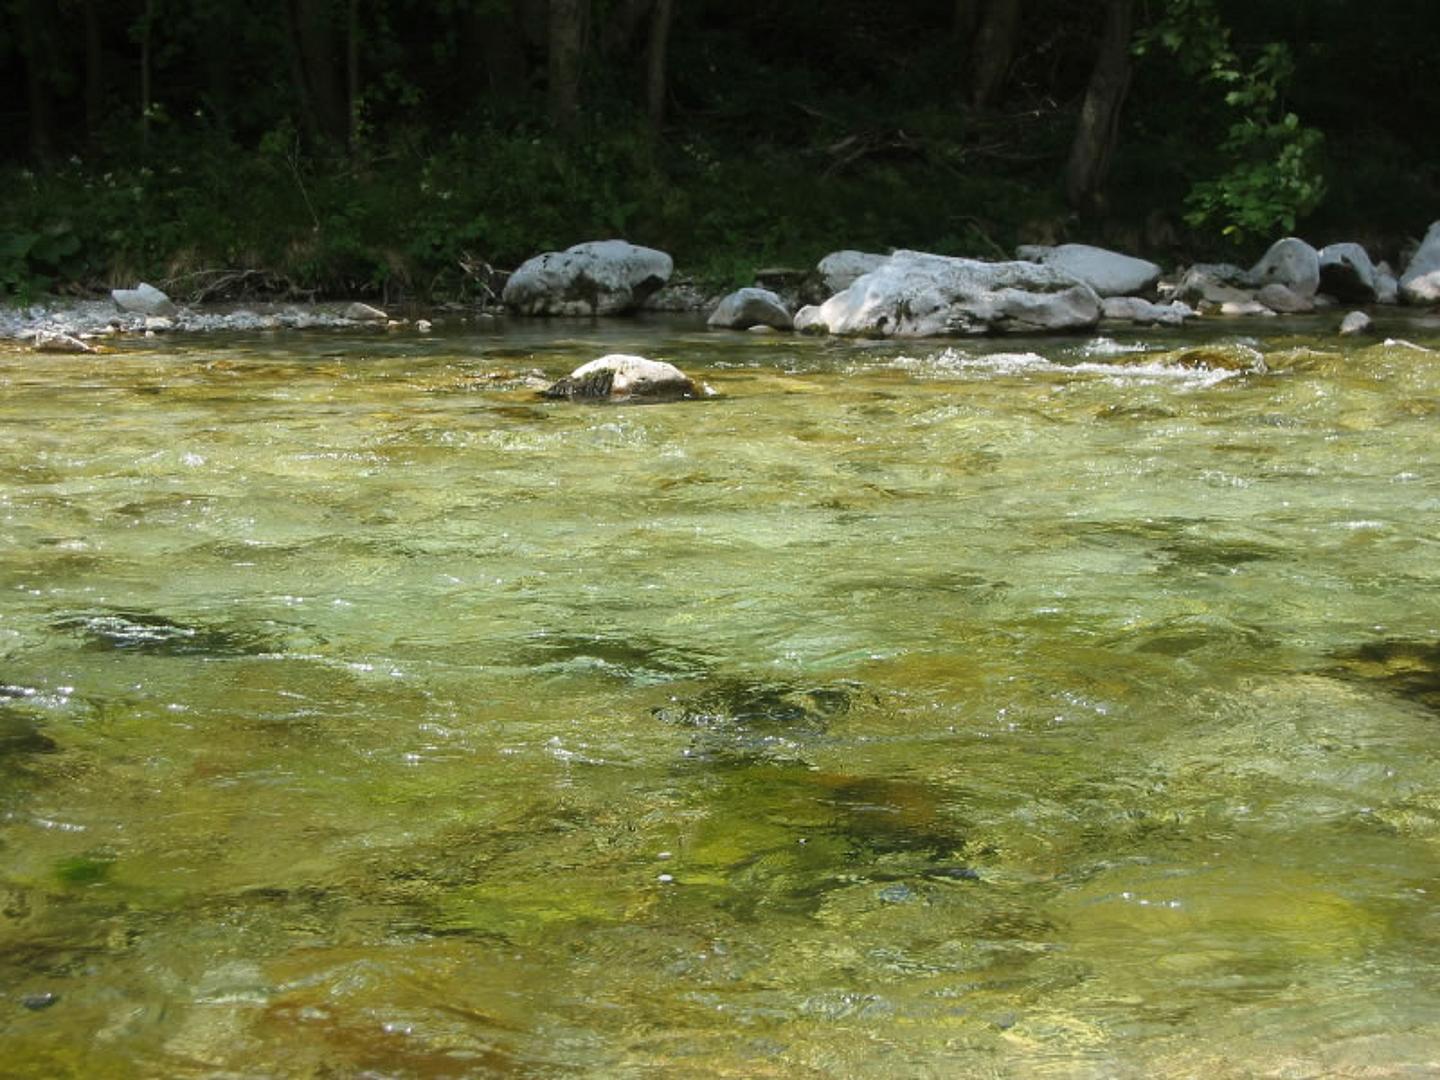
[2, 314, 1438, 1076]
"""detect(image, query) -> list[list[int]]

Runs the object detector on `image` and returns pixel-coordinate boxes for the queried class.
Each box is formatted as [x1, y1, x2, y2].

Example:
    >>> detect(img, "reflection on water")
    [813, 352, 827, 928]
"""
[2, 316, 1439, 1076]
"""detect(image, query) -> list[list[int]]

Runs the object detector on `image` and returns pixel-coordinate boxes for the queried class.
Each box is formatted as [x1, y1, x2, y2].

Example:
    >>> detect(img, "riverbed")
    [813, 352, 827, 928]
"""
[2, 314, 1438, 1076]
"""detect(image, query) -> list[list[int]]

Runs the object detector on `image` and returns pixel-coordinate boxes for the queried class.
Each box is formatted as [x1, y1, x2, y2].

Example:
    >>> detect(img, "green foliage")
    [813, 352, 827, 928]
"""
[1139, 3, 1327, 243]
[1, 0, 1434, 295]
[0, 221, 83, 301]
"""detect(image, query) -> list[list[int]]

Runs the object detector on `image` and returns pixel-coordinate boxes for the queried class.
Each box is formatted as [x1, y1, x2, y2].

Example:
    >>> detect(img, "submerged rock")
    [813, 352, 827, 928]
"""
[540, 354, 696, 402]
[1016, 243, 1162, 298]
[503, 240, 673, 316]
[1400, 221, 1440, 304]
[1328, 638, 1440, 714]
[707, 287, 793, 331]
[111, 282, 178, 316]
[810, 250, 1101, 337]
[655, 678, 862, 764]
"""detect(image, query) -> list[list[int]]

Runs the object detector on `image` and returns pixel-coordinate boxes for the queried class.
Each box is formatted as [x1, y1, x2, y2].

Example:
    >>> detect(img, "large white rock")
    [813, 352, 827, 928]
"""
[1318, 243, 1378, 303]
[1250, 237, 1321, 298]
[111, 282, 178, 316]
[816, 250, 888, 297]
[811, 250, 1101, 337]
[1016, 243, 1161, 298]
[540, 354, 695, 401]
[1401, 221, 1440, 304]
[503, 240, 673, 316]
[793, 305, 827, 334]
[707, 287, 792, 331]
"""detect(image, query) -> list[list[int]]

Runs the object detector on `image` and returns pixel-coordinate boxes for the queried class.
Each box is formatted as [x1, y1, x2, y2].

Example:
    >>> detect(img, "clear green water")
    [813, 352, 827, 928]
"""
[2, 316, 1439, 1078]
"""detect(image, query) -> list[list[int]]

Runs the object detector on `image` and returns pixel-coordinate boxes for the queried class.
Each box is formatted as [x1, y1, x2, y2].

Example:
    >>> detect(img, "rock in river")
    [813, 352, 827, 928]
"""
[1250, 237, 1321, 298]
[1016, 243, 1162, 298]
[1319, 242, 1380, 303]
[1400, 220, 1440, 304]
[809, 250, 1101, 337]
[541, 354, 696, 402]
[503, 240, 673, 316]
[707, 287, 792, 331]
[815, 250, 889, 297]
[111, 282, 178, 317]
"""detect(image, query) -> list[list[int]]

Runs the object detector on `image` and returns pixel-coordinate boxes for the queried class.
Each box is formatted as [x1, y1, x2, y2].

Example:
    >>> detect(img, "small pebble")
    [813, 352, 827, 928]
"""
[416, 319, 433, 333]
[656, 851, 673, 860]
[657, 873, 674, 884]
[21, 993, 58, 1011]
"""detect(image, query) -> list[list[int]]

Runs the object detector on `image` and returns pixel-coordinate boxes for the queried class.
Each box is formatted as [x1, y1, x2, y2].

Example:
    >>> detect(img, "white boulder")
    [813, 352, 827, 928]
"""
[111, 282, 178, 317]
[810, 250, 1101, 337]
[1016, 243, 1162, 298]
[503, 240, 673, 316]
[1401, 222, 1440, 304]
[707, 287, 792, 331]
[1318, 243, 1378, 303]
[1250, 237, 1321, 298]
[816, 251, 888, 297]
[793, 305, 827, 334]
[540, 354, 695, 402]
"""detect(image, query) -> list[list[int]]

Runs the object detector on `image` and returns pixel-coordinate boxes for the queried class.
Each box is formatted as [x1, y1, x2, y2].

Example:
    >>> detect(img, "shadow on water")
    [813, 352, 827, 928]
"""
[1326, 638, 1440, 714]
[51, 608, 316, 658]
[653, 677, 863, 763]
[0, 704, 59, 760]
[515, 630, 715, 684]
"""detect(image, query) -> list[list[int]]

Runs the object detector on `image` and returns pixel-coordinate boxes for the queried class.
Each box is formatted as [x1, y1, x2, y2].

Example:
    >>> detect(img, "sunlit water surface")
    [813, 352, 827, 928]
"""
[2, 315, 1439, 1077]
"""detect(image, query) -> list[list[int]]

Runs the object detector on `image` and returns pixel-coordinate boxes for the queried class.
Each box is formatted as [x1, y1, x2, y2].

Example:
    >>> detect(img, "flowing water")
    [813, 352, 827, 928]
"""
[2, 314, 1439, 1077]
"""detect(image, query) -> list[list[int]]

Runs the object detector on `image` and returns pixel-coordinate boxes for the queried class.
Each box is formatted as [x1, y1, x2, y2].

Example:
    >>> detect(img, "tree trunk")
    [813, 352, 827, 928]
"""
[292, 0, 349, 145]
[1064, 0, 1136, 213]
[953, 0, 980, 46]
[969, 0, 1022, 111]
[646, 0, 673, 129]
[603, 0, 653, 56]
[548, 0, 587, 133]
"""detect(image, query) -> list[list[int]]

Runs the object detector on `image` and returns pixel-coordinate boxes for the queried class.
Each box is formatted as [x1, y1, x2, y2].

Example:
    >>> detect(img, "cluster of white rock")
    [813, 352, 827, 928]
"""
[700, 227, 1440, 338]
[5, 285, 438, 352]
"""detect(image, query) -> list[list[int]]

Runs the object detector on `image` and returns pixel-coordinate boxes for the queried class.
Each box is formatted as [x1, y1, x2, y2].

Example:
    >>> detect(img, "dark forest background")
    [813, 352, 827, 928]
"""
[2, 0, 1437, 301]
